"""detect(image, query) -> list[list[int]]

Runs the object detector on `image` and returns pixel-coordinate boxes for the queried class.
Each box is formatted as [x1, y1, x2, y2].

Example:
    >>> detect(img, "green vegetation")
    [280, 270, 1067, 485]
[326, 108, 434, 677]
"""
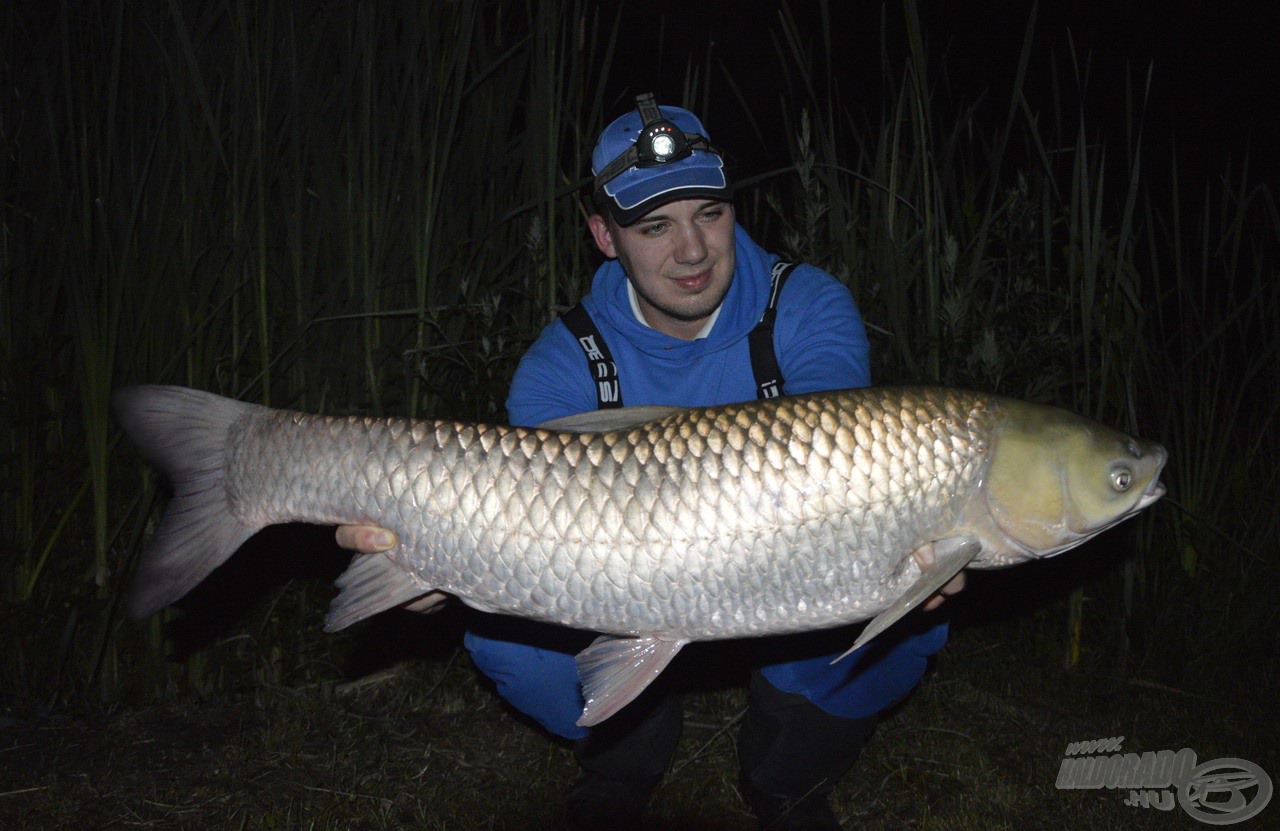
[2, 1, 1275, 827]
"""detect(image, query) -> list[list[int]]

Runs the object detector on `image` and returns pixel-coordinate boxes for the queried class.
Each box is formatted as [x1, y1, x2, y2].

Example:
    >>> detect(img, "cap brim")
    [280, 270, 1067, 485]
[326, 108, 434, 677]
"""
[601, 150, 732, 225]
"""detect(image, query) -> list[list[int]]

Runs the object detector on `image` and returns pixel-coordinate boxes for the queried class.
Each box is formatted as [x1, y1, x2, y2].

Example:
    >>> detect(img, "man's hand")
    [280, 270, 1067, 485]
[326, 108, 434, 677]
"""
[335, 525, 397, 554]
[912, 542, 967, 611]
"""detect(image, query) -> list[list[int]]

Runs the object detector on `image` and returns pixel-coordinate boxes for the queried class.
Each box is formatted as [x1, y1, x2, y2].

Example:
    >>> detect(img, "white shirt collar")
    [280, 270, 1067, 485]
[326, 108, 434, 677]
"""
[626, 279, 721, 339]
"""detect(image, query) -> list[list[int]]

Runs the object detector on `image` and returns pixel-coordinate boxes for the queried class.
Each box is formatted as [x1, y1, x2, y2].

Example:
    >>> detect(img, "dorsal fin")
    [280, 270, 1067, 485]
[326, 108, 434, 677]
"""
[538, 405, 685, 434]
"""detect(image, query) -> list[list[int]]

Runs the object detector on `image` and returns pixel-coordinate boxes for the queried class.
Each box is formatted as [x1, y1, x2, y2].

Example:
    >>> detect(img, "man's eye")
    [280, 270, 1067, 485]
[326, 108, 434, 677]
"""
[640, 223, 667, 235]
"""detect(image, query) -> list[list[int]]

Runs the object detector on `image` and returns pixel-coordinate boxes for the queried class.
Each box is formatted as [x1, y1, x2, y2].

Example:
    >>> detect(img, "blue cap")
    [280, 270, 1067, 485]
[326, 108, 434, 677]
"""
[591, 102, 732, 226]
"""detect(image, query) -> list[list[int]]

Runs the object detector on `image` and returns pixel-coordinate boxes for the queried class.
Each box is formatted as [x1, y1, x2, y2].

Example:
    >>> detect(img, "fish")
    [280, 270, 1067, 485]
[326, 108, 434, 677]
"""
[112, 384, 1166, 726]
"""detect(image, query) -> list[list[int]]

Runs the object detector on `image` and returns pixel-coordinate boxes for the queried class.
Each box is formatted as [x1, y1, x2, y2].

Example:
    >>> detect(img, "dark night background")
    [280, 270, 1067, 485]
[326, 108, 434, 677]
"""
[608, 0, 1276, 189]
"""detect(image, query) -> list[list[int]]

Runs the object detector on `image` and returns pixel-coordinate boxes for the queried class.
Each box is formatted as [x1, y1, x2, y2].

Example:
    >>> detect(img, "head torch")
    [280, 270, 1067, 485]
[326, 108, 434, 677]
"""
[592, 93, 722, 193]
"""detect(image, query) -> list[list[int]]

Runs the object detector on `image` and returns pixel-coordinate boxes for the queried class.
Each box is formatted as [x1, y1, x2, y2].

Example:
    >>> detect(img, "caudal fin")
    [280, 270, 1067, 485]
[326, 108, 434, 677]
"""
[112, 385, 262, 618]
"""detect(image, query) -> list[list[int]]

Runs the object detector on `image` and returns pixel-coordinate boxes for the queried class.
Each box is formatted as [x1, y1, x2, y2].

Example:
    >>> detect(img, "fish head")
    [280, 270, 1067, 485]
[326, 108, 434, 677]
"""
[975, 400, 1167, 564]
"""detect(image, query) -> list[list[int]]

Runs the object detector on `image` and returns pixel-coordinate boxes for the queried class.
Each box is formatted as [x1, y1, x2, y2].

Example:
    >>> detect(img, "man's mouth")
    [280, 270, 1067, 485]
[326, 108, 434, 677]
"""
[672, 270, 711, 291]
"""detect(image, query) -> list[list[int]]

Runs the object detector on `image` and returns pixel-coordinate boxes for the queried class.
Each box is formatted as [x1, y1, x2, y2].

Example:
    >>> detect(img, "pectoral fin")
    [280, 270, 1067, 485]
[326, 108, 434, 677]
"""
[575, 635, 688, 726]
[834, 538, 981, 662]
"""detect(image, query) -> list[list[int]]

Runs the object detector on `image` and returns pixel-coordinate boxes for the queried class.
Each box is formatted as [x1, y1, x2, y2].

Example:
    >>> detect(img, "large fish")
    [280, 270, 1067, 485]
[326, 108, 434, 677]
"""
[113, 385, 1166, 725]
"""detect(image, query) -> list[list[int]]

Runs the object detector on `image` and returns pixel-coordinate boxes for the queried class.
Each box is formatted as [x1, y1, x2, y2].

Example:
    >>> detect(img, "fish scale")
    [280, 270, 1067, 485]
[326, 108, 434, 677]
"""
[114, 383, 1165, 725]
[212, 390, 977, 639]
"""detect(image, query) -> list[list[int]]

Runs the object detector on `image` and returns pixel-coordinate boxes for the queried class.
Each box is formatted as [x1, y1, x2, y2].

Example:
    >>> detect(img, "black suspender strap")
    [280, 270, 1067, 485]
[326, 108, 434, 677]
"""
[560, 302, 623, 408]
[561, 260, 798, 408]
[748, 261, 798, 399]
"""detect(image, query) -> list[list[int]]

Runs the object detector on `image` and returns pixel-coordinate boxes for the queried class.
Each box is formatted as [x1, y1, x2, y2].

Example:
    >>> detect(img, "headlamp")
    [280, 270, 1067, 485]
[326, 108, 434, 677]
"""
[593, 93, 721, 192]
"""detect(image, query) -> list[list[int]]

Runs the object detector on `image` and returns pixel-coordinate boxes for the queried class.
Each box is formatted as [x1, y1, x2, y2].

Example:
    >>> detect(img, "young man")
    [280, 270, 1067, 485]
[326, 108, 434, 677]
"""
[338, 95, 960, 829]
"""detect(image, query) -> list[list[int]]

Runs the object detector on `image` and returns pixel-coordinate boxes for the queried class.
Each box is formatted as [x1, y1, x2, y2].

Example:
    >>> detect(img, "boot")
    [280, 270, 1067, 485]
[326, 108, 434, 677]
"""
[738, 673, 876, 830]
[564, 690, 683, 830]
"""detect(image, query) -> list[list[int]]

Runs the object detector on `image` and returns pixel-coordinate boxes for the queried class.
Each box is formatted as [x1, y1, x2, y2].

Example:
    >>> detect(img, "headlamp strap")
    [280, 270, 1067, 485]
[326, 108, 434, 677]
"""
[635, 93, 665, 127]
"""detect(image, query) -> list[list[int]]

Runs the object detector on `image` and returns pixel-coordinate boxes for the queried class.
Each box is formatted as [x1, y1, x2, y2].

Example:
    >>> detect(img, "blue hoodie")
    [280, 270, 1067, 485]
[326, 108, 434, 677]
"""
[474, 224, 947, 735]
[507, 224, 871, 425]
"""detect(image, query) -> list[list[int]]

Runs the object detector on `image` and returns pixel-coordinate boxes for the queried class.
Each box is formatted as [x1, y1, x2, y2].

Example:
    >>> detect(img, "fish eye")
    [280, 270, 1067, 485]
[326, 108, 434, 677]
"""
[1110, 467, 1133, 492]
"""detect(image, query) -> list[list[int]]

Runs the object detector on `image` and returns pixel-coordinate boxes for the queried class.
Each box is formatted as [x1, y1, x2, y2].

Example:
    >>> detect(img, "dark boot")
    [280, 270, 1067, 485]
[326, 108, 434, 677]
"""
[564, 691, 683, 830]
[738, 673, 876, 830]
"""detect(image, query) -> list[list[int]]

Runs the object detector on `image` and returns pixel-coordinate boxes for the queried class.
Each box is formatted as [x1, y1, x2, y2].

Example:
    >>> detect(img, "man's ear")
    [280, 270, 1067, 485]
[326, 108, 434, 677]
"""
[587, 213, 618, 259]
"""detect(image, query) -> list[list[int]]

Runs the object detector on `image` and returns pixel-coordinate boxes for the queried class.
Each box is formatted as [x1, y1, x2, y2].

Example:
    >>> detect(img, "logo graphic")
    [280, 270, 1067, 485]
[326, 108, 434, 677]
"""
[1180, 759, 1273, 826]
[1056, 737, 1272, 825]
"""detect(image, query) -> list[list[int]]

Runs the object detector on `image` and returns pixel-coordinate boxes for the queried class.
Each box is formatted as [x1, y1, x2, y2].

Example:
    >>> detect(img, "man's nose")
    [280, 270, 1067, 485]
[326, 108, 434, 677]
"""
[673, 223, 708, 264]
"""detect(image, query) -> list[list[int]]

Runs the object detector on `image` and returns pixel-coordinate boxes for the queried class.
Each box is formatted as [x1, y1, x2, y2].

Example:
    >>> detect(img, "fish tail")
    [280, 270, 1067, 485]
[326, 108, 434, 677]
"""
[113, 385, 262, 618]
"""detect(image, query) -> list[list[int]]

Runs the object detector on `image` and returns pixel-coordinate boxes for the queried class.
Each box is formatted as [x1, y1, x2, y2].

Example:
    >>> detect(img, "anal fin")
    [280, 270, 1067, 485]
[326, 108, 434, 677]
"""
[575, 635, 687, 727]
[834, 538, 981, 662]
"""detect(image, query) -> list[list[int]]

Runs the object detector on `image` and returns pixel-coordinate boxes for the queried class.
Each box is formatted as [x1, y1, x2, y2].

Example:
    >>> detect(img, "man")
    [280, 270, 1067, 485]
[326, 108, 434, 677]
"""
[337, 95, 961, 829]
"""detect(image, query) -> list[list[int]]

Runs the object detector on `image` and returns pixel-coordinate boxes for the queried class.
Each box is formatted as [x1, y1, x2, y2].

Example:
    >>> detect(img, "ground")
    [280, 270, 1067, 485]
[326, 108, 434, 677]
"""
[3, 594, 1274, 831]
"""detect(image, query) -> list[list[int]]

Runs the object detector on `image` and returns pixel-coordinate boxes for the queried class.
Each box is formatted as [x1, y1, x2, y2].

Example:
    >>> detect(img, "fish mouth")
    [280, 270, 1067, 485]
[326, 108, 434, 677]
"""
[1136, 478, 1166, 511]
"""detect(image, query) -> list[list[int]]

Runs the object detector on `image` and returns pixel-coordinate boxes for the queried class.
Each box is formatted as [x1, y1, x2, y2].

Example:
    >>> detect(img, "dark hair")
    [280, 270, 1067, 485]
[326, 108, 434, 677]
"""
[590, 188, 611, 220]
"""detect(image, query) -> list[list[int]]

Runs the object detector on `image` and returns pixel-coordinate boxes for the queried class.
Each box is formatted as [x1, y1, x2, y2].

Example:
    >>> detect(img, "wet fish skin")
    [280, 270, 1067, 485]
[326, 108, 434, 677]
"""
[113, 385, 1166, 725]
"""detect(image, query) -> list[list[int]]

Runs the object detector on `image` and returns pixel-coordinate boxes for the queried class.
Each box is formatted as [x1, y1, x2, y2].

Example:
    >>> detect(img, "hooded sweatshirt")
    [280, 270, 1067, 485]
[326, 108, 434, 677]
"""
[506, 224, 871, 426]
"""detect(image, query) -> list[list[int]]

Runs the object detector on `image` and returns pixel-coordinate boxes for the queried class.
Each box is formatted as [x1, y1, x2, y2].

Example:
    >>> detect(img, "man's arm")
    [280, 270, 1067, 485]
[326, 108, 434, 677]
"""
[504, 315, 601, 427]
[773, 266, 872, 394]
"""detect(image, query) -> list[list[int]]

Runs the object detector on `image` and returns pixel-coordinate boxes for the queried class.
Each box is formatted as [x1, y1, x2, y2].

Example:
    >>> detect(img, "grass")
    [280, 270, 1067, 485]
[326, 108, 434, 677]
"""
[1, 611, 1271, 829]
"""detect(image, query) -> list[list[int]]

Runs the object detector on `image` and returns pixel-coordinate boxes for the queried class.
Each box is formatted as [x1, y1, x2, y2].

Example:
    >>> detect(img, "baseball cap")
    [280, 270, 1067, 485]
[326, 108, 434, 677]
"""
[591, 95, 733, 226]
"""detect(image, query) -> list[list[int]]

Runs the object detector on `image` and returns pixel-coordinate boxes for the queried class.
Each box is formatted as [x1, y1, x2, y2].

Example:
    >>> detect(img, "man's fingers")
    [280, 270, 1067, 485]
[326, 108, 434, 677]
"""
[922, 570, 967, 611]
[404, 591, 447, 614]
[912, 542, 966, 611]
[335, 525, 397, 554]
[938, 570, 967, 596]
[911, 542, 937, 569]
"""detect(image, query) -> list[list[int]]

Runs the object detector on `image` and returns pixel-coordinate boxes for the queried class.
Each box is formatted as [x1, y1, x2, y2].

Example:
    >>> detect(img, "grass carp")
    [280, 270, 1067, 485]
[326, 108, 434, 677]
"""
[113, 385, 1166, 725]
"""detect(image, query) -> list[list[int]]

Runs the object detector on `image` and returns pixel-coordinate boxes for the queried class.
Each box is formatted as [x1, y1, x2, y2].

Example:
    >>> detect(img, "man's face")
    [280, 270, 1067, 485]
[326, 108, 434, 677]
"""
[588, 199, 736, 340]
